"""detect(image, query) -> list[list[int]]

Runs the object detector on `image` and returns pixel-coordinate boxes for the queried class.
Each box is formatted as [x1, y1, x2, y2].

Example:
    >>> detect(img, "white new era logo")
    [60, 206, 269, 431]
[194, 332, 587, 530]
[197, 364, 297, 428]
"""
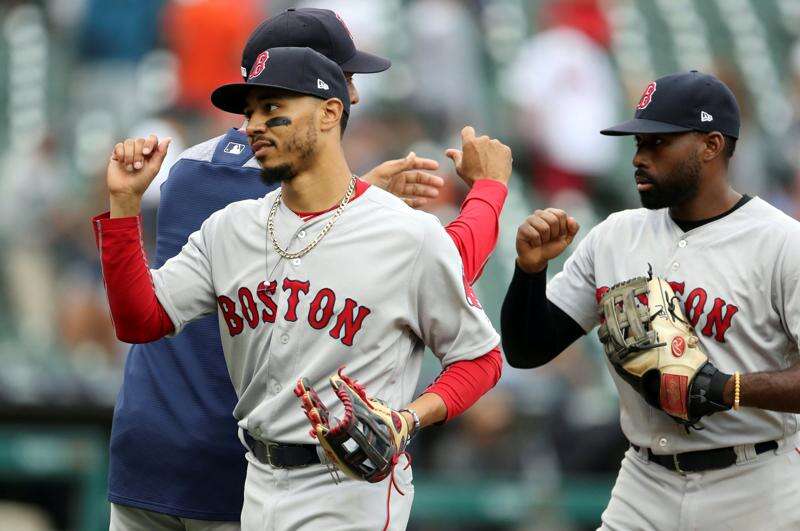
[701, 111, 713, 122]
[317, 79, 329, 90]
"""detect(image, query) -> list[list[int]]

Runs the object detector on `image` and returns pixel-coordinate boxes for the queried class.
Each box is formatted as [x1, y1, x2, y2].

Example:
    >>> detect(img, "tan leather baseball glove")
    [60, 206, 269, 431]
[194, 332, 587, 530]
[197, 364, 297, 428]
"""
[598, 274, 732, 429]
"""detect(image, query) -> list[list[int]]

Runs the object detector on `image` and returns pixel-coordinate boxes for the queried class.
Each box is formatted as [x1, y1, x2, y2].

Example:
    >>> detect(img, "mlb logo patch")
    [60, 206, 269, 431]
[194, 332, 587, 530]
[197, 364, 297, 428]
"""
[224, 142, 246, 155]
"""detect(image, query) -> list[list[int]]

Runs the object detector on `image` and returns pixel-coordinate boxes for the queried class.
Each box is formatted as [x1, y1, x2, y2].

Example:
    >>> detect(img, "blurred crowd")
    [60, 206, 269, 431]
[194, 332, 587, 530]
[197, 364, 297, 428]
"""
[2, 0, 800, 529]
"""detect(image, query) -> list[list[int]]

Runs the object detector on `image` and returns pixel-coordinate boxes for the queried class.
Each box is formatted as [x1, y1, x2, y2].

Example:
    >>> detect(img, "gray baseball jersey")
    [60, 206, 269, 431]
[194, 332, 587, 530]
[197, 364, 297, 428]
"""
[151, 183, 500, 444]
[547, 197, 800, 453]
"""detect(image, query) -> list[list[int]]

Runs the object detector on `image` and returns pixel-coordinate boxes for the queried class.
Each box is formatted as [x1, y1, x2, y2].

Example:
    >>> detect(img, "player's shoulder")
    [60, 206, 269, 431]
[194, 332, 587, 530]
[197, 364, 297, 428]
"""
[745, 197, 800, 231]
[360, 185, 443, 239]
[171, 130, 258, 168]
[174, 134, 227, 163]
[591, 207, 655, 234]
[745, 198, 800, 253]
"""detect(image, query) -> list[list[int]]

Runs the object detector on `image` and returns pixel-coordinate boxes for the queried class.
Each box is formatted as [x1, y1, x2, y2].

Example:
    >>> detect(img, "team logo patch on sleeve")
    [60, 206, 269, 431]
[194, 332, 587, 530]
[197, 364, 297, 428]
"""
[463, 272, 482, 309]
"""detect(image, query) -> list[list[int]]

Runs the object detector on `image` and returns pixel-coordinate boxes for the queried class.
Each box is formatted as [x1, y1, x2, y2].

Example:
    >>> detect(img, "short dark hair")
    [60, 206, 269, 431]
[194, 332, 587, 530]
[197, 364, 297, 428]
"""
[723, 134, 737, 159]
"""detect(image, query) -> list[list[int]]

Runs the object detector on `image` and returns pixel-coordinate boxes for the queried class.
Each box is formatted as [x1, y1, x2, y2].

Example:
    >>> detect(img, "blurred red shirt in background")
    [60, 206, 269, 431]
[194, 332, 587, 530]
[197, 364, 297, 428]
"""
[163, 0, 267, 113]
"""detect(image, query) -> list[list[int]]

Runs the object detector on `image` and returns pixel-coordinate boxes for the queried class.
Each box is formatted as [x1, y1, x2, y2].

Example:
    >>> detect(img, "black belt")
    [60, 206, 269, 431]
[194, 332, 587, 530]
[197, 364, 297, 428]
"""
[244, 431, 320, 468]
[631, 440, 778, 473]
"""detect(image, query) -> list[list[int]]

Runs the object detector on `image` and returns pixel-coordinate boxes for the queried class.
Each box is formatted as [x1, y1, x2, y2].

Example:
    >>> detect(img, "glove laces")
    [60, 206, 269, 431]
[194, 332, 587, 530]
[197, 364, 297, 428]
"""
[382, 451, 412, 531]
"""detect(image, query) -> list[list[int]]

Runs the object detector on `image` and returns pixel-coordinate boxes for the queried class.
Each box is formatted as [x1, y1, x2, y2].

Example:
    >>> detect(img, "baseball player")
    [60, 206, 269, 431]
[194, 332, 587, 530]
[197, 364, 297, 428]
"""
[96, 46, 509, 530]
[502, 71, 800, 530]
[105, 9, 510, 531]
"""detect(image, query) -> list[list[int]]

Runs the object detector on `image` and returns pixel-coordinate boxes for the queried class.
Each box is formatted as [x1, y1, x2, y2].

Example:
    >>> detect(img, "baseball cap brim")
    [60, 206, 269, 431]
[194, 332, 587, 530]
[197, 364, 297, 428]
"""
[339, 49, 391, 73]
[600, 118, 694, 136]
[211, 82, 344, 115]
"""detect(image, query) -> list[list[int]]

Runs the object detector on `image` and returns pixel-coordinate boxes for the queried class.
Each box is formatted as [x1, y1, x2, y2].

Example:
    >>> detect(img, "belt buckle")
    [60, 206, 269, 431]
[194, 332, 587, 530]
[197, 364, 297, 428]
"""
[266, 441, 279, 468]
[672, 454, 686, 475]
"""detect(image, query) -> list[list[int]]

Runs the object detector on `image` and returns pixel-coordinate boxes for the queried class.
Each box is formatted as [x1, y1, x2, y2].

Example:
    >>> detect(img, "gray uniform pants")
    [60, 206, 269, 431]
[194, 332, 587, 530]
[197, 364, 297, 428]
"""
[600, 441, 800, 531]
[110, 503, 240, 531]
[240, 450, 413, 531]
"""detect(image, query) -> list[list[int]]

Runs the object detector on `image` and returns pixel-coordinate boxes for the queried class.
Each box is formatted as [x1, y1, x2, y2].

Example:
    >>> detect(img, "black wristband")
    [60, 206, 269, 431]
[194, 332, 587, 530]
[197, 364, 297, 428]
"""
[689, 362, 732, 419]
[707, 368, 733, 408]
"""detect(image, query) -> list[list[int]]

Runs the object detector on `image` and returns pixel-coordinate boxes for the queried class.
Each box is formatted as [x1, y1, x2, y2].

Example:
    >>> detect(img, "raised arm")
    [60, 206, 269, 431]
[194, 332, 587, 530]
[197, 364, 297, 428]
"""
[501, 208, 584, 368]
[443, 126, 511, 283]
[362, 126, 511, 285]
[93, 134, 175, 343]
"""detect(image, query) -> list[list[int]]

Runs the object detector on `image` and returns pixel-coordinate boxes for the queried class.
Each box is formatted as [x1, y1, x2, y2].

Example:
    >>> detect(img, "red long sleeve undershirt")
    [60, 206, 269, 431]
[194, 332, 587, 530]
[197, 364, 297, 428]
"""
[93, 179, 507, 420]
[446, 179, 507, 284]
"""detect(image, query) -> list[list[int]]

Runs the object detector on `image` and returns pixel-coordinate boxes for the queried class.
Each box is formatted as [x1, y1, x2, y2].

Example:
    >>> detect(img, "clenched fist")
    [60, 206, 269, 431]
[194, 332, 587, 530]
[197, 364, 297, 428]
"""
[516, 208, 580, 273]
[446, 126, 512, 187]
[107, 134, 171, 217]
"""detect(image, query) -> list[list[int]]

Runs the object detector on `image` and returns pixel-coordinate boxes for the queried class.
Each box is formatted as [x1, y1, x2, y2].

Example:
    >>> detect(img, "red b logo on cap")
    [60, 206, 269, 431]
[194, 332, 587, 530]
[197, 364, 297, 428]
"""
[636, 81, 657, 110]
[249, 50, 269, 80]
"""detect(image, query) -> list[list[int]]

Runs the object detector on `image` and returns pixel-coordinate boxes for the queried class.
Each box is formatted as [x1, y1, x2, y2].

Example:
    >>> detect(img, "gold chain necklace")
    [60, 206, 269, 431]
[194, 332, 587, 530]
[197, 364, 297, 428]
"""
[267, 175, 357, 260]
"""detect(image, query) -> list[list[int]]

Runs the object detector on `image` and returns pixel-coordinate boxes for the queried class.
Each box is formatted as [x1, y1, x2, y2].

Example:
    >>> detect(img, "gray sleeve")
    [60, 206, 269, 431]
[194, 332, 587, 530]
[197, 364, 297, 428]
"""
[546, 221, 602, 332]
[774, 231, 800, 351]
[408, 216, 500, 366]
[151, 217, 218, 336]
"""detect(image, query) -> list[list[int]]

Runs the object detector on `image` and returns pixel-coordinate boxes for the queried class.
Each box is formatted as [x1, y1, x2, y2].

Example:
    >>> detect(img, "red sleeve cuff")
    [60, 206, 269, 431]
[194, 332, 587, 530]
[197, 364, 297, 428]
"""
[424, 346, 503, 422]
[92, 212, 142, 248]
[464, 180, 508, 212]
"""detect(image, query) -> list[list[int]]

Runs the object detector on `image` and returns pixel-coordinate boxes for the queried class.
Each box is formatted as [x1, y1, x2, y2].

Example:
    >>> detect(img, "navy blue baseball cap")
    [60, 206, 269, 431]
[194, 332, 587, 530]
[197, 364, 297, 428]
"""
[601, 71, 740, 138]
[241, 8, 390, 80]
[212, 47, 350, 117]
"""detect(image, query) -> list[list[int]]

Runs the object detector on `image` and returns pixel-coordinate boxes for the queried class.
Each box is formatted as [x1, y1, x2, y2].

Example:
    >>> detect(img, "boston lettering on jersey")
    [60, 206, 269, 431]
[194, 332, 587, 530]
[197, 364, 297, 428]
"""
[216, 277, 372, 346]
[595, 280, 739, 343]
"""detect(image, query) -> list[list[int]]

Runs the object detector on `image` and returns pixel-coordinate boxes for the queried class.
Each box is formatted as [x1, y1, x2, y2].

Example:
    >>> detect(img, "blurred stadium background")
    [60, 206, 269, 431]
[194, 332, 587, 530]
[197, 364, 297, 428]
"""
[1, 0, 799, 529]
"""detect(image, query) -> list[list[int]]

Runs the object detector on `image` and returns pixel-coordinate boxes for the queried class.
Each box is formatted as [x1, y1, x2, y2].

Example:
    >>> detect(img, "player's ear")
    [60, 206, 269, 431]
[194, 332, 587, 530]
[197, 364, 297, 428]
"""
[701, 132, 725, 163]
[318, 98, 344, 134]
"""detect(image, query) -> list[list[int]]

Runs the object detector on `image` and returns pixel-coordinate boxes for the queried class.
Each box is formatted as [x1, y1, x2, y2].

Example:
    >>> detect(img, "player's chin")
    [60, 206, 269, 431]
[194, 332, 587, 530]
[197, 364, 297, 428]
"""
[638, 190, 669, 210]
[260, 162, 296, 185]
[254, 145, 280, 161]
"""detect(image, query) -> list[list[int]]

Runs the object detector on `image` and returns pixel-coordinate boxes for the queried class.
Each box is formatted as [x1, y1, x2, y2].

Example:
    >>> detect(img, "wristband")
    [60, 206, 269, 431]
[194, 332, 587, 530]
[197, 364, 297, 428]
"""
[399, 408, 421, 437]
